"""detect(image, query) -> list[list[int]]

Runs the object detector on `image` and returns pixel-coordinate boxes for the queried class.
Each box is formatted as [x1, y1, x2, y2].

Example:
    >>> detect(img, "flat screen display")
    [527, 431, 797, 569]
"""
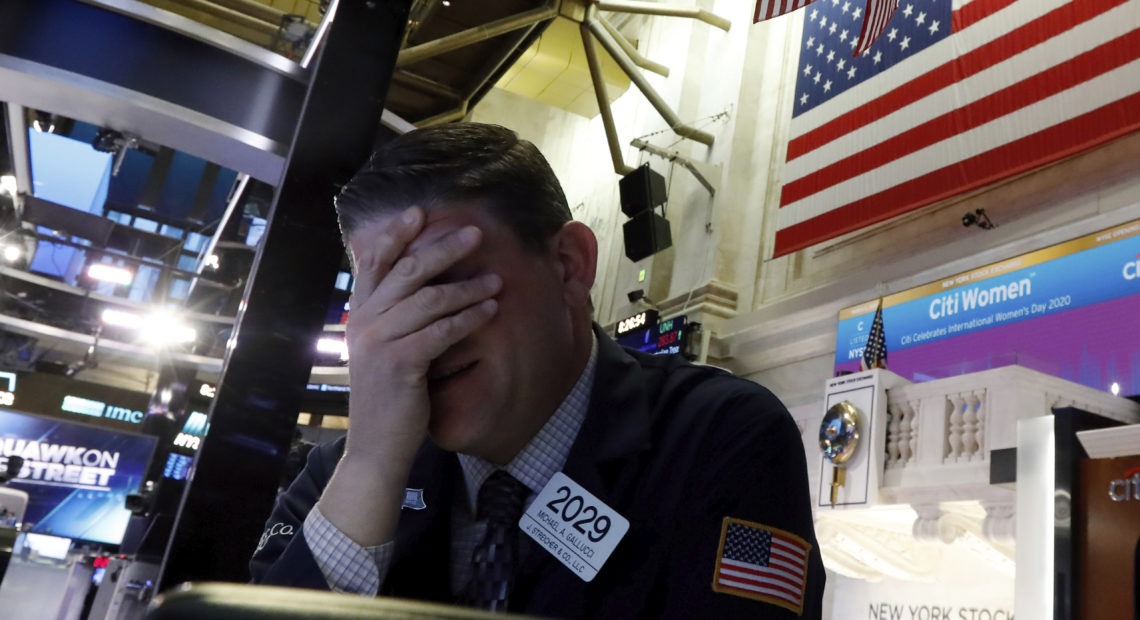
[0, 408, 156, 546]
[616, 315, 688, 356]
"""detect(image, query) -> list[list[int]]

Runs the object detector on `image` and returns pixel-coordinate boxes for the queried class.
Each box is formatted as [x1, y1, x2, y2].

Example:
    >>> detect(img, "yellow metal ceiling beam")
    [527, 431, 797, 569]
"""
[594, 0, 731, 32]
[397, 4, 559, 68]
[584, 5, 714, 146]
[596, 13, 667, 78]
[580, 17, 634, 175]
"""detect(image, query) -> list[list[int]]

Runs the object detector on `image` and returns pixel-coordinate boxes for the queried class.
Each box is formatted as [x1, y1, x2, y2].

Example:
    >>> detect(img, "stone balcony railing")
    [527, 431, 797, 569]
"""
[878, 365, 1140, 547]
[880, 365, 1140, 504]
[815, 366, 1140, 582]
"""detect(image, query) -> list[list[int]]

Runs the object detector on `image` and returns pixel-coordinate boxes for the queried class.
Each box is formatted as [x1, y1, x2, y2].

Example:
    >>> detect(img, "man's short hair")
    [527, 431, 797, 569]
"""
[335, 123, 572, 253]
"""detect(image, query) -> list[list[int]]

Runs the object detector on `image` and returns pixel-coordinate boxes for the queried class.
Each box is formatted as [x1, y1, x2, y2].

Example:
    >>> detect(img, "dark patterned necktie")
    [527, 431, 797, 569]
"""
[464, 470, 530, 611]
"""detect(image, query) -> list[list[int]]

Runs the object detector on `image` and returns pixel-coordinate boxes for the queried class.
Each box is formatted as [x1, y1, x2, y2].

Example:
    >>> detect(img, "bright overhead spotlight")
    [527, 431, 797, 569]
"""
[316, 337, 348, 360]
[101, 308, 141, 327]
[2, 244, 21, 263]
[87, 263, 134, 285]
[0, 175, 15, 196]
[140, 312, 197, 346]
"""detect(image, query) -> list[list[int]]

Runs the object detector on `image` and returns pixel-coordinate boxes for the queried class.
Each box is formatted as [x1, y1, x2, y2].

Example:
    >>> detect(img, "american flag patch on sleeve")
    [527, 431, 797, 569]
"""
[711, 517, 811, 615]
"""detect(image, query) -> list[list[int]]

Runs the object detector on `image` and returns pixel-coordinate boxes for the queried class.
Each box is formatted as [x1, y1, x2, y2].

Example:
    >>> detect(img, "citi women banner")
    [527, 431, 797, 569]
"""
[0, 408, 155, 545]
[836, 219, 1140, 394]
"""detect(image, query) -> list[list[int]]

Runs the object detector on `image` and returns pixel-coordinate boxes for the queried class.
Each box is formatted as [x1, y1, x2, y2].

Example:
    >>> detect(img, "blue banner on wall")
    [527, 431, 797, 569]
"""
[835, 219, 1140, 393]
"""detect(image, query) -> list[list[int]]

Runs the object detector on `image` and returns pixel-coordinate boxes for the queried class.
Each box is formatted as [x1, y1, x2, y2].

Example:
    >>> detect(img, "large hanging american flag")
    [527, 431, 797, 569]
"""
[773, 0, 1140, 257]
[755, 0, 902, 54]
[754, 0, 816, 23]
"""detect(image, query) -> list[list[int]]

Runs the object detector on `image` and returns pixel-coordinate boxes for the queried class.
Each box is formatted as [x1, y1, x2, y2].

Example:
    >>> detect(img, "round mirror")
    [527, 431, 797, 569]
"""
[819, 401, 861, 464]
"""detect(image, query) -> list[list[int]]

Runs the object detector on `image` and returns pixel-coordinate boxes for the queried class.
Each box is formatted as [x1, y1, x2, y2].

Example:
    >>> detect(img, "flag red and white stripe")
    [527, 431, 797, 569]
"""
[854, 0, 901, 55]
[754, 0, 815, 23]
[712, 518, 811, 614]
[774, 0, 1140, 257]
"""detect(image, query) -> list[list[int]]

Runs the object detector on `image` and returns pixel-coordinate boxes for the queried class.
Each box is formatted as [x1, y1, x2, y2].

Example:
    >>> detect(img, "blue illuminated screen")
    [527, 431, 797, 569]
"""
[0, 408, 155, 545]
[163, 453, 193, 481]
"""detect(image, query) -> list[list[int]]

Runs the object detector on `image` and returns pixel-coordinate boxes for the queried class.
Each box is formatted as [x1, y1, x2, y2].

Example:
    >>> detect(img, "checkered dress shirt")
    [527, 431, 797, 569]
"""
[304, 337, 597, 595]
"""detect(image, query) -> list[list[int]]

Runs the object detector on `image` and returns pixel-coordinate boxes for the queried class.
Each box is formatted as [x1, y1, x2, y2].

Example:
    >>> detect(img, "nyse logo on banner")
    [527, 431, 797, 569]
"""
[1123, 254, 1140, 281]
[1108, 467, 1140, 502]
[173, 433, 200, 451]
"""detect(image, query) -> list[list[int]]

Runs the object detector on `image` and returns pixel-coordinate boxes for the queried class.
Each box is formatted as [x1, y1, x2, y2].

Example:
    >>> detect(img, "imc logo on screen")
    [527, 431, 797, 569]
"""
[1123, 254, 1140, 280]
[1108, 466, 1140, 502]
[60, 396, 144, 424]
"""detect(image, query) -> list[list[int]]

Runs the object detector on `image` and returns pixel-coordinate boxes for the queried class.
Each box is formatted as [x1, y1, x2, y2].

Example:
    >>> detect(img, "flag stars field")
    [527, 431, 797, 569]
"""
[775, 0, 1140, 256]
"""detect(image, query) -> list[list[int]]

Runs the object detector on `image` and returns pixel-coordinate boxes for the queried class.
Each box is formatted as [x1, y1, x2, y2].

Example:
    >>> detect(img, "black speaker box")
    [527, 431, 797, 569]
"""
[619, 165, 667, 217]
[623, 211, 672, 262]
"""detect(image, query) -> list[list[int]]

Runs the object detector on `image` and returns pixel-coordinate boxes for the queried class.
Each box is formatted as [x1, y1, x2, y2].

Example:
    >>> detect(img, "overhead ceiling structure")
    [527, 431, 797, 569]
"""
[135, 0, 574, 126]
[135, 0, 729, 162]
[0, 0, 734, 390]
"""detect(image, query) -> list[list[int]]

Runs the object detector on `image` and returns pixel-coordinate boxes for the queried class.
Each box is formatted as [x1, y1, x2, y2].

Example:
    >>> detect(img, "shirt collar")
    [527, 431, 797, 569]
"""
[457, 334, 597, 511]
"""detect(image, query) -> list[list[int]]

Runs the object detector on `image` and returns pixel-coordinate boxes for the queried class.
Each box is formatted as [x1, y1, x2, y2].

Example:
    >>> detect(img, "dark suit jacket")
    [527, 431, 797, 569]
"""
[251, 328, 825, 618]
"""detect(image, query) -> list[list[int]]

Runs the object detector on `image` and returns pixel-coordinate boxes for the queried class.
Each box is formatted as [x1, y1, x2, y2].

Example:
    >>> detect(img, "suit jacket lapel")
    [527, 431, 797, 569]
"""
[515, 327, 654, 605]
[384, 442, 459, 603]
[562, 326, 653, 491]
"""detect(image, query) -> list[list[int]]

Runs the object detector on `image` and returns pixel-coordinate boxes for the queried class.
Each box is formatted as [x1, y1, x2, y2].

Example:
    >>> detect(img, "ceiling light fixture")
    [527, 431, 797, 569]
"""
[101, 308, 141, 328]
[2, 244, 21, 263]
[87, 263, 135, 286]
[316, 337, 348, 361]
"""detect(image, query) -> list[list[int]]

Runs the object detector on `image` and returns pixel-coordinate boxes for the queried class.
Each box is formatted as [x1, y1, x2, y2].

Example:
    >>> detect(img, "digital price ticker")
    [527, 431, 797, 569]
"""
[615, 314, 695, 358]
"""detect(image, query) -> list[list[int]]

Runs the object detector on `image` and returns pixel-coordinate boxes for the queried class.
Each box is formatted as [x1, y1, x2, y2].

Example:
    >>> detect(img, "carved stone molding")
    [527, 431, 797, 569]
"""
[910, 504, 964, 544]
[981, 501, 1016, 544]
[655, 278, 739, 320]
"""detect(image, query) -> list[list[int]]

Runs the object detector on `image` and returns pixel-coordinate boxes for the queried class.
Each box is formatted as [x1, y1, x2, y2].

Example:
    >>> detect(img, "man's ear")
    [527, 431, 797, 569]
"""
[551, 221, 598, 308]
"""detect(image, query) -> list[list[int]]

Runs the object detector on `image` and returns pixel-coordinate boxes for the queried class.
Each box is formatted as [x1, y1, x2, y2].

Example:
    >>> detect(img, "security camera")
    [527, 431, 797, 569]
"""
[961, 208, 996, 230]
[92, 128, 125, 153]
[627, 289, 659, 310]
[125, 480, 156, 516]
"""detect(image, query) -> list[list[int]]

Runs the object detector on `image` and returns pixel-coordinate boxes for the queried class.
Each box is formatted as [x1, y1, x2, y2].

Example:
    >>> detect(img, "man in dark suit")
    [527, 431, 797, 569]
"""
[250, 122, 824, 618]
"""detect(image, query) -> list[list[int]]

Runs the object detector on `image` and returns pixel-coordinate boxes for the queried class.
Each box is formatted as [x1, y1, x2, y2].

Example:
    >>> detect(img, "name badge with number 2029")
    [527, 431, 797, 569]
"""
[520, 472, 630, 582]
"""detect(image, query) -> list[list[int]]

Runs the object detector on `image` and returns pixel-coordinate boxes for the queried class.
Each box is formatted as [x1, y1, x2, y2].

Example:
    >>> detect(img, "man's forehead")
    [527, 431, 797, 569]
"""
[349, 202, 488, 256]
[406, 207, 479, 254]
